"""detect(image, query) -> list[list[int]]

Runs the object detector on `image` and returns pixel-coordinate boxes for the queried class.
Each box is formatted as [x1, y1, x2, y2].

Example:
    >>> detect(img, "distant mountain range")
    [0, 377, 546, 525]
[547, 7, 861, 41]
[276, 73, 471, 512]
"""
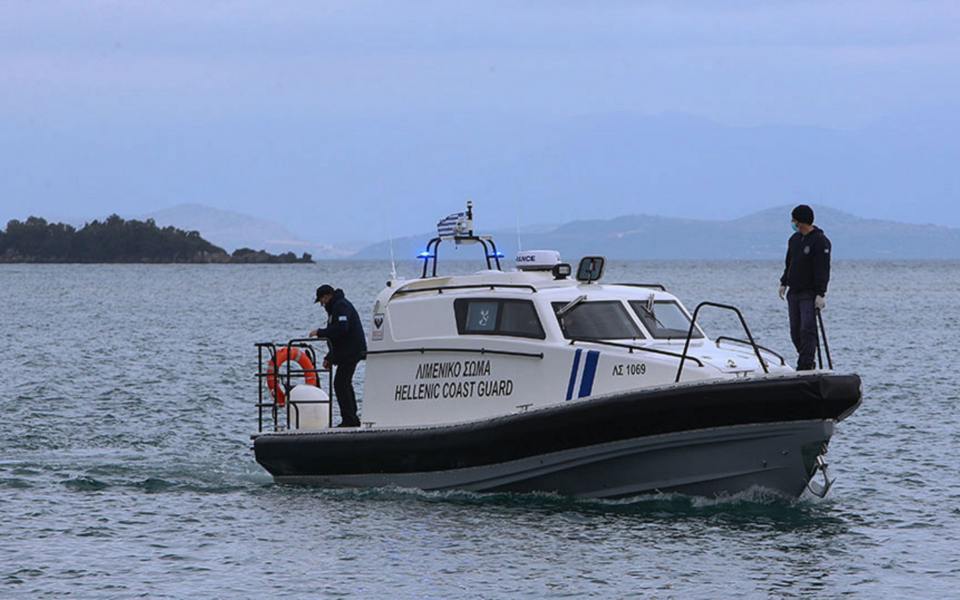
[140, 204, 363, 257]
[31, 203, 958, 260]
[353, 205, 960, 260]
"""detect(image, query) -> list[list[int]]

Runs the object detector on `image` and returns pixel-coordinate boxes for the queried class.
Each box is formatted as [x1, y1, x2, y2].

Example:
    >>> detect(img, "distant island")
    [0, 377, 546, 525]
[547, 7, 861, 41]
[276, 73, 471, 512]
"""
[10, 204, 960, 262]
[0, 216, 314, 264]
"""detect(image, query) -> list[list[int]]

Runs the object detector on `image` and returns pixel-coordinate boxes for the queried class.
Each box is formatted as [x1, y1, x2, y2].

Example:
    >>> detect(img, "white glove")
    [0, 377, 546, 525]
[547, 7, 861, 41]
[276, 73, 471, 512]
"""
[815, 295, 826, 310]
[778, 285, 787, 301]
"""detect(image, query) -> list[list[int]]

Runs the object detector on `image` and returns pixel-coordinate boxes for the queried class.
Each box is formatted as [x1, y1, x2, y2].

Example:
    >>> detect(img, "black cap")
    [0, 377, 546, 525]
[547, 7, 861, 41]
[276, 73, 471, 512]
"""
[791, 204, 814, 225]
[314, 284, 335, 303]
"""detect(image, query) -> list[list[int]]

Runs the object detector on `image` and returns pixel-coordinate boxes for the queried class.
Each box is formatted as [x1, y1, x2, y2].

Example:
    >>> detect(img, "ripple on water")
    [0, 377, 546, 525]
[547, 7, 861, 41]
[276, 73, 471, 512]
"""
[61, 476, 110, 492]
[1, 478, 33, 490]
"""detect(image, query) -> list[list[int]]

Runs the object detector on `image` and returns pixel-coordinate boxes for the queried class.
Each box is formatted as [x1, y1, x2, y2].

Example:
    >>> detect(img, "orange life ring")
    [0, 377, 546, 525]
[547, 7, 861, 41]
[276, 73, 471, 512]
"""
[266, 347, 319, 407]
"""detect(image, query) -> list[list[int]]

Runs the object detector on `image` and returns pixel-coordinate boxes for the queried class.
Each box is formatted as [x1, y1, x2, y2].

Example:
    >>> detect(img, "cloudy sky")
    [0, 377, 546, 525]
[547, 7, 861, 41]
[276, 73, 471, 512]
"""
[2, 1, 958, 242]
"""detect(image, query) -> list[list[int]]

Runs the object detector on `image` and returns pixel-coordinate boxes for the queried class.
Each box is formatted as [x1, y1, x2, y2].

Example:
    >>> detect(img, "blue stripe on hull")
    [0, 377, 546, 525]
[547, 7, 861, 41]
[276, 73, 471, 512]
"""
[578, 350, 600, 398]
[566, 349, 582, 401]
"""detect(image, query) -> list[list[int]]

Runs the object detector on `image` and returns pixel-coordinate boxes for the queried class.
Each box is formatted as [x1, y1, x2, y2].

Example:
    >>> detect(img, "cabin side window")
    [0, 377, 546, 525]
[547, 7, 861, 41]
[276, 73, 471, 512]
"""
[551, 301, 644, 340]
[454, 299, 546, 339]
[629, 300, 704, 340]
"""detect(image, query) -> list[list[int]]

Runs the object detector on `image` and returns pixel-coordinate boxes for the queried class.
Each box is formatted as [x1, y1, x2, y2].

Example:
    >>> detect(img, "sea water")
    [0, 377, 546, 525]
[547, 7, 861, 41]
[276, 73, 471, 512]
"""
[2, 260, 959, 598]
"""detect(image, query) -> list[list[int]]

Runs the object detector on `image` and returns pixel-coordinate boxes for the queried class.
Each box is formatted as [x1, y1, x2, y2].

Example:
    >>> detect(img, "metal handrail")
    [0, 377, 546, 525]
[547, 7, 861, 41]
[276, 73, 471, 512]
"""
[714, 336, 786, 366]
[816, 309, 834, 370]
[366, 347, 544, 359]
[287, 399, 329, 430]
[420, 235, 504, 278]
[255, 338, 335, 432]
[676, 302, 769, 382]
[393, 283, 538, 297]
[567, 338, 704, 367]
[614, 283, 668, 291]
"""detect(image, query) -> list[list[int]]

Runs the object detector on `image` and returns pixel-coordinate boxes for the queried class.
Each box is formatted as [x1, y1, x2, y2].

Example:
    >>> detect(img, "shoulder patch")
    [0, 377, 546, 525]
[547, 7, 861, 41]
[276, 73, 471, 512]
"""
[338, 315, 348, 322]
[824, 248, 830, 254]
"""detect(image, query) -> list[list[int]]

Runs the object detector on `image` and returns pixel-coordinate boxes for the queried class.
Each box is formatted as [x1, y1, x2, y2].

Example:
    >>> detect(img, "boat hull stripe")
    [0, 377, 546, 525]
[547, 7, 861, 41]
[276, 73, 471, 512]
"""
[578, 350, 600, 398]
[566, 349, 582, 401]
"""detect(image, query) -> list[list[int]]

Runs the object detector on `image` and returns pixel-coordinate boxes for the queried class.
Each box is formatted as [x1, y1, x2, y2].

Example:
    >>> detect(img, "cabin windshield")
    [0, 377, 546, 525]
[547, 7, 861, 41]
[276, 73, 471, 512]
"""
[629, 300, 703, 340]
[552, 301, 644, 340]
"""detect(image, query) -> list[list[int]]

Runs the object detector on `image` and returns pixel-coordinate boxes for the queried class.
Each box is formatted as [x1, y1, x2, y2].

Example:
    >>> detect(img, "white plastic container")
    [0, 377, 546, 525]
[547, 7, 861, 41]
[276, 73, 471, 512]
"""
[287, 384, 331, 430]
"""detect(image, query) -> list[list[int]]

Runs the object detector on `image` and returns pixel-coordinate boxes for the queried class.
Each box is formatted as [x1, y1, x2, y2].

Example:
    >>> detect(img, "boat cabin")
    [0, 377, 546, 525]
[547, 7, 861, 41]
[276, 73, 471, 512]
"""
[256, 203, 795, 432]
[361, 250, 790, 428]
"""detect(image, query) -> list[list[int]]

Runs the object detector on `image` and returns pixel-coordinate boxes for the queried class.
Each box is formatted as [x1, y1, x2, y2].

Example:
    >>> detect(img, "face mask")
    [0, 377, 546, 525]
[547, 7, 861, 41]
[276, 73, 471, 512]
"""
[791, 223, 800, 233]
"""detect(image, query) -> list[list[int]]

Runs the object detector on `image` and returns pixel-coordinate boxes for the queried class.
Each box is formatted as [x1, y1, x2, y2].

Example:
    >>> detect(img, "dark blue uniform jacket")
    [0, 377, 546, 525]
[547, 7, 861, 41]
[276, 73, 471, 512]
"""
[315, 289, 367, 365]
[780, 227, 831, 296]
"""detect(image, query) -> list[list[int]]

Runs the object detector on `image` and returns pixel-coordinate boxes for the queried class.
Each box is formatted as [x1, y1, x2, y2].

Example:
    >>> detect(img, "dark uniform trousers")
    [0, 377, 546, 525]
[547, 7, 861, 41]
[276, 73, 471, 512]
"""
[787, 290, 818, 368]
[334, 358, 361, 427]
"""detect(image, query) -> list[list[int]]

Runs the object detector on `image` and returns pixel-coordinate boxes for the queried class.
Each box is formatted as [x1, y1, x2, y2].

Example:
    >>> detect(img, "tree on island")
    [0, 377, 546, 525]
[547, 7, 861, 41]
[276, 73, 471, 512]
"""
[0, 215, 314, 264]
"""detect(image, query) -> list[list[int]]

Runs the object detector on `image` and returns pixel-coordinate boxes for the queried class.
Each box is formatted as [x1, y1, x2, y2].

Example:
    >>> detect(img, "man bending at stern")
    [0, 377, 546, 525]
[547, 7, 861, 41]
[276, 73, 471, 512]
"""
[310, 284, 367, 427]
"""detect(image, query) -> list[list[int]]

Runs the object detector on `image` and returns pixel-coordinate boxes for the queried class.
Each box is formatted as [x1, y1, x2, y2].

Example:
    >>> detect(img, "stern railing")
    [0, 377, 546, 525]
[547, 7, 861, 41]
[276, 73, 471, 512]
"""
[255, 338, 334, 432]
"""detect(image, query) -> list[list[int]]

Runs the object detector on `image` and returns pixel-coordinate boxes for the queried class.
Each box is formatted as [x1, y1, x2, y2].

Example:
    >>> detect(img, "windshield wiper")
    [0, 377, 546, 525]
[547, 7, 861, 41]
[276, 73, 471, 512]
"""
[556, 294, 587, 317]
[639, 296, 667, 330]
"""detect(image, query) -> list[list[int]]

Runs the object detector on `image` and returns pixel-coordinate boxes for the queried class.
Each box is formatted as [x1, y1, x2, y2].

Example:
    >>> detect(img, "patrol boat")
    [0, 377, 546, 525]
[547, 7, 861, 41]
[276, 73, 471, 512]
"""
[252, 204, 861, 498]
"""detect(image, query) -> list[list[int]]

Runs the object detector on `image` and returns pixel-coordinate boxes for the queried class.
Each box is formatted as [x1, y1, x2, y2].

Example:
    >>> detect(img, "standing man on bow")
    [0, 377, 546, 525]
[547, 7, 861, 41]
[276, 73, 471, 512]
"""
[310, 284, 366, 427]
[779, 205, 831, 371]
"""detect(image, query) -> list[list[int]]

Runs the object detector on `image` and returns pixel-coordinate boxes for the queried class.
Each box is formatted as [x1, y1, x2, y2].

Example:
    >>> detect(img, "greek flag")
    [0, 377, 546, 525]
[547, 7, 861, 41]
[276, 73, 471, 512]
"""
[437, 211, 471, 238]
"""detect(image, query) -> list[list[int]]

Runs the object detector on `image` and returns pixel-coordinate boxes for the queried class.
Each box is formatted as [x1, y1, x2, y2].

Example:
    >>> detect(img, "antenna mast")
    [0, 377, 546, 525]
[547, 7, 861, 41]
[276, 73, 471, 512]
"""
[383, 197, 397, 279]
[516, 209, 522, 252]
